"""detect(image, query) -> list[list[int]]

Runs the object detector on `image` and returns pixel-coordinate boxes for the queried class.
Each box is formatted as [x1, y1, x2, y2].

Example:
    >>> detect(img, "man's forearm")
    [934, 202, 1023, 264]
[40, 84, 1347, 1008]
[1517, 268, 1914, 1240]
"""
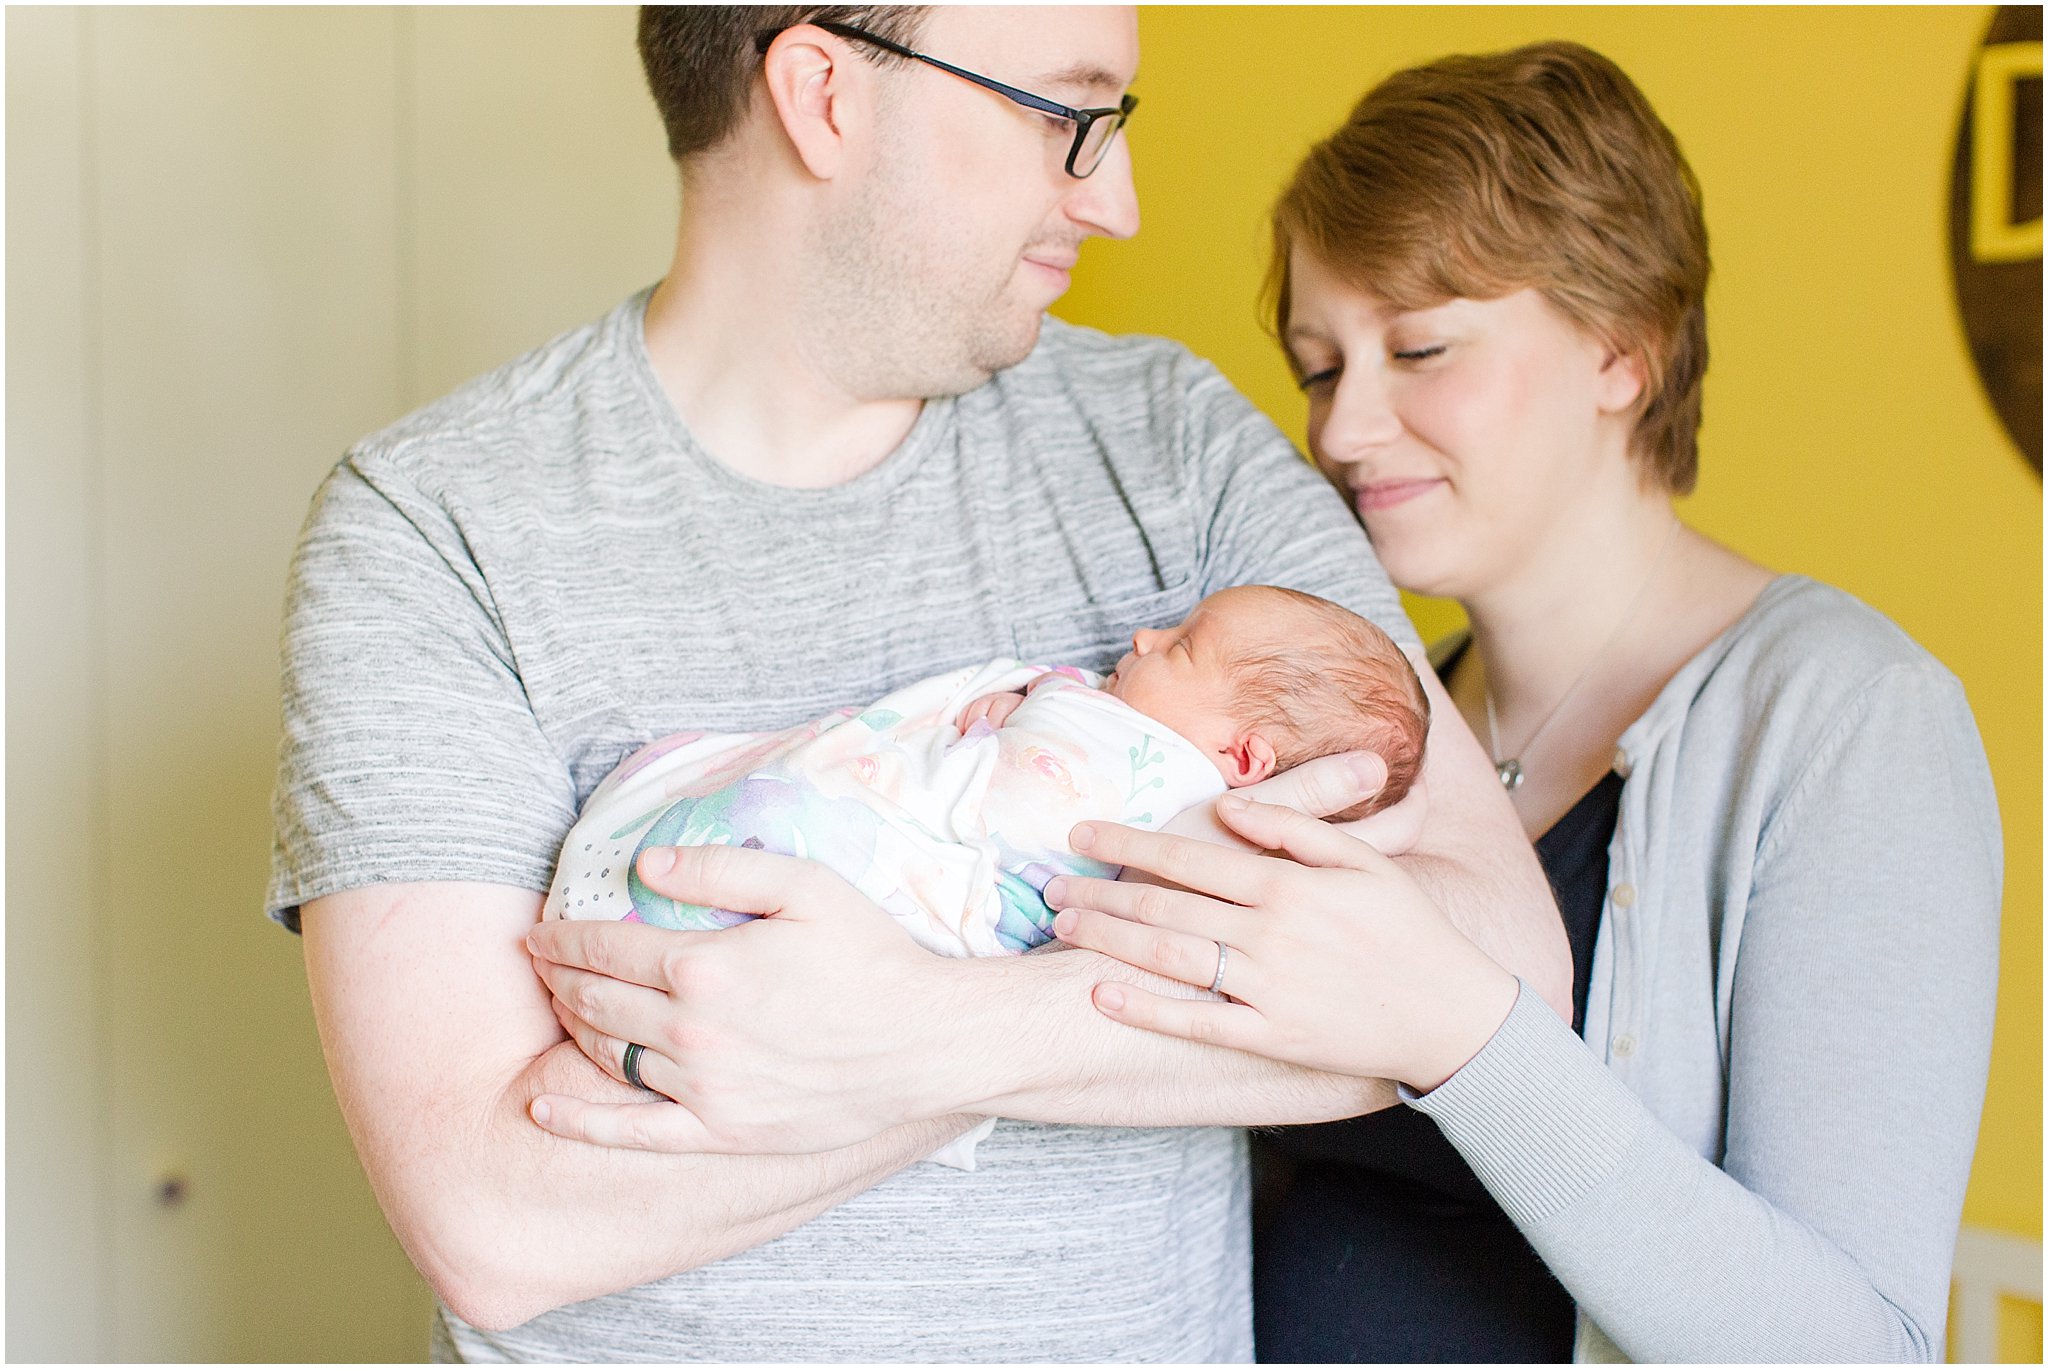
[435, 1042, 969, 1328]
[1396, 652, 1573, 1019]
[304, 884, 972, 1332]
[942, 945, 1399, 1126]
[1400, 846, 1570, 1021]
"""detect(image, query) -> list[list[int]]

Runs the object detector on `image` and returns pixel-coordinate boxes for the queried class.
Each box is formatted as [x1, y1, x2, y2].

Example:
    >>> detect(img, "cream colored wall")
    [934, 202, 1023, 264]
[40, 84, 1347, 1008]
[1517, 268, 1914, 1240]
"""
[8, 10, 107, 1356]
[6, 5, 2037, 1362]
[5, 7, 674, 1360]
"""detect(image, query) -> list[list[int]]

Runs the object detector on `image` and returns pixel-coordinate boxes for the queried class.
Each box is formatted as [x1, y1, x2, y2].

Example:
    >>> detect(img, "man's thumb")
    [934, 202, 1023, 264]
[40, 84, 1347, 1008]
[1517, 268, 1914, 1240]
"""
[1241, 749, 1387, 819]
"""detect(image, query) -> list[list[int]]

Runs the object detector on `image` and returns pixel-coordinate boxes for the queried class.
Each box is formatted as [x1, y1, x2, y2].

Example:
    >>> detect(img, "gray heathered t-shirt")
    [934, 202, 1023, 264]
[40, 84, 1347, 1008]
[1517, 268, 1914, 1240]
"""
[269, 289, 1412, 1363]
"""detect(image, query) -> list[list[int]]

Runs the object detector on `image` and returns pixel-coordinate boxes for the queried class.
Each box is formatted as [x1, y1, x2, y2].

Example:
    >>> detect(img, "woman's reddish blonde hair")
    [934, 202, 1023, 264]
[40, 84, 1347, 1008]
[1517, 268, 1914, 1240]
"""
[1268, 42, 1711, 493]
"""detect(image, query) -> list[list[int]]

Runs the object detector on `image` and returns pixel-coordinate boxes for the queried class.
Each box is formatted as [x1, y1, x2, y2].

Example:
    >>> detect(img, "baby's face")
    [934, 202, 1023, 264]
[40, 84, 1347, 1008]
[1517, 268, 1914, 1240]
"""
[1103, 590, 1268, 767]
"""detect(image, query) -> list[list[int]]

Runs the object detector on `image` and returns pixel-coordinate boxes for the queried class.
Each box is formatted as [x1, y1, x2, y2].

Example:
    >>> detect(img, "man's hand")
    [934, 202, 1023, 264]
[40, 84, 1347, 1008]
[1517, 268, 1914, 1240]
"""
[1151, 749, 1427, 860]
[956, 689, 1026, 733]
[528, 845, 967, 1154]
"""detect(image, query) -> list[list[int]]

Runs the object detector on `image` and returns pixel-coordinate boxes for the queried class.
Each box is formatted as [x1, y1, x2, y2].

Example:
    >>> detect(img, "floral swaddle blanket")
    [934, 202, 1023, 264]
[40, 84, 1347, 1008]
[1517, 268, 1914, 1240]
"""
[544, 659, 1226, 958]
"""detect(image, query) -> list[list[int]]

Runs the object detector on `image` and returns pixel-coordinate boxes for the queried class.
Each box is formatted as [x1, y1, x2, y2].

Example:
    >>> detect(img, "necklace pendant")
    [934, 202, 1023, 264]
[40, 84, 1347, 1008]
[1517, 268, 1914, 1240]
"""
[1496, 758, 1525, 791]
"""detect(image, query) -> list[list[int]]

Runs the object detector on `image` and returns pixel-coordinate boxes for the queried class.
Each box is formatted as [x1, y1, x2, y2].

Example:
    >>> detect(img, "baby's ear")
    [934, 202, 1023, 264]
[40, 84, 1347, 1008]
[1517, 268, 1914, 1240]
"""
[1222, 733, 1279, 788]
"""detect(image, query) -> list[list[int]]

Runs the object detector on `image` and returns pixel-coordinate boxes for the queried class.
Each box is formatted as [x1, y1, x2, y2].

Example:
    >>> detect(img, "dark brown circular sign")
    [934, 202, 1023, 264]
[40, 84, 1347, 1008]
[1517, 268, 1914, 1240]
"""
[1949, 6, 2042, 474]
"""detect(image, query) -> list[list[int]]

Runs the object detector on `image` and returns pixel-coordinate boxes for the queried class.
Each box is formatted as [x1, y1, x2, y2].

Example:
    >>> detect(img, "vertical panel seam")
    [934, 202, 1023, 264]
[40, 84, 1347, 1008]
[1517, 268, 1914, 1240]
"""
[76, 8, 116, 1362]
[395, 6, 418, 411]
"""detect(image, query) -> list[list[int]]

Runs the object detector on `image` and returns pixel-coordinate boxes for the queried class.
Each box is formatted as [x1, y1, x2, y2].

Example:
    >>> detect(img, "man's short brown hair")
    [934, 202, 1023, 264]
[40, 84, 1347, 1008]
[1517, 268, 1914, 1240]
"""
[637, 5, 930, 162]
[1268, 42, 1712, 494]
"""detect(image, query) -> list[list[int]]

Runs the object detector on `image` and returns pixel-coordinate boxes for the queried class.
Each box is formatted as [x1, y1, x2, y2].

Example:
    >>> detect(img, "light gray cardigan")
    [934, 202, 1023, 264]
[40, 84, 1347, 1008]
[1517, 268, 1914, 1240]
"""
[1406, 575, 2002, 1362]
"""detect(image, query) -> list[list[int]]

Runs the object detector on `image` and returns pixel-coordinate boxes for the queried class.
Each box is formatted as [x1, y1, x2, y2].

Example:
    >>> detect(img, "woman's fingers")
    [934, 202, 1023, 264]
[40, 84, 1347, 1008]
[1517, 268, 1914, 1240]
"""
[1047, 872, 1254, 944]
[1089, 981, 1268, 1051]
[1070, 805, 1389, 907]
[1211, 796, 1397, 873]
[1053, 905, 1257, 997]
[1069, 821, 1281, 906]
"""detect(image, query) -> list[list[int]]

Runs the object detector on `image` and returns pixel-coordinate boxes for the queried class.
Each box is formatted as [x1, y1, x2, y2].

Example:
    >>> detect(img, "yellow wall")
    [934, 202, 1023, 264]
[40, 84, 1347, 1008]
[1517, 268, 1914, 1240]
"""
[7, 6, 2034, 1361]
[1060, 6, 2040, 1358]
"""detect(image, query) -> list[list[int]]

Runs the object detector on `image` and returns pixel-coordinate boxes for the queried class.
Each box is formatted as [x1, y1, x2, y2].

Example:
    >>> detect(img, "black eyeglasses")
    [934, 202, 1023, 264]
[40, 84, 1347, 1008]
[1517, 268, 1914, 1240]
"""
[755, 20, 1137, 178]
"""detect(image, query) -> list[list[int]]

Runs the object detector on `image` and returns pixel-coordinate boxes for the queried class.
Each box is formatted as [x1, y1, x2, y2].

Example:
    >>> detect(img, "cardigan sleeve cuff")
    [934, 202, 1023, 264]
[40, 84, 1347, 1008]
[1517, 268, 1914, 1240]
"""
[1397, 978, 1648, 1227]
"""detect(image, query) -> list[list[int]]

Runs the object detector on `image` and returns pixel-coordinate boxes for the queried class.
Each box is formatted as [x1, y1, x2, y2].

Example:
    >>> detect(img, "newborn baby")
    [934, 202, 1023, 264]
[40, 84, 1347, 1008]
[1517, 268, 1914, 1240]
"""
[960, 584, 1428, 825]
[545, 585, 1426, 1167]
[552, 586, 1433, 950]
[546, 584, 1427, 955]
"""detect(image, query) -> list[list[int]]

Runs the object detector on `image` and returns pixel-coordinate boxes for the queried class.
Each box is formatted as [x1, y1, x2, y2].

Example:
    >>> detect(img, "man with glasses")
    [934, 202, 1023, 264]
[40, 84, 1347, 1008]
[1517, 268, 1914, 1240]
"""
[762, 19, 1139, 179]
[275, 6, 1561, 1361]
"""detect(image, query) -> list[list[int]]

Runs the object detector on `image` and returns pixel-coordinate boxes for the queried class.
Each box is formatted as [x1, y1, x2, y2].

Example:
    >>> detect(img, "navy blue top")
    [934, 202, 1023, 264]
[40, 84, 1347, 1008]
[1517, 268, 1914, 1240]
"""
[1252, 755, 1621, 1363]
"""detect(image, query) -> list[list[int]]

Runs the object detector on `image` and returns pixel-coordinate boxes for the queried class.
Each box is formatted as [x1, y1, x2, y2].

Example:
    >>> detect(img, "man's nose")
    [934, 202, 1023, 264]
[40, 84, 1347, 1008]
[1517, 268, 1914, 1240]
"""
[1066, 132, 1139, 241]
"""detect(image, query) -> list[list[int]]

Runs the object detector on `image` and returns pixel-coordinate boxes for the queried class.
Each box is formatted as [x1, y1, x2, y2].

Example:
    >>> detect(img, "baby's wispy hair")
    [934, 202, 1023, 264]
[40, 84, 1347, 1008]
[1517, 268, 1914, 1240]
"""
[1226, 587, 1431, 823]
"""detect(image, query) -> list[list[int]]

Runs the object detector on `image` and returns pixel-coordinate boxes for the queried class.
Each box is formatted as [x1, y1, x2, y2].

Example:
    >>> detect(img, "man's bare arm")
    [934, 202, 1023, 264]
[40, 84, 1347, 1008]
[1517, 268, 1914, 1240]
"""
[302, 880, 972, 1329]
[910, 648, 1567, 1126]
[527, 657, 1568, 1149]
[1393, 647, 1573, 1015]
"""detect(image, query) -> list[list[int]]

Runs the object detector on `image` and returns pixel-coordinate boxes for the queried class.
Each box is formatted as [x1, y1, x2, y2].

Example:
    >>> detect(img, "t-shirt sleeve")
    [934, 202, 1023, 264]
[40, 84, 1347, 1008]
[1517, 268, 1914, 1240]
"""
[266, 453, 580, 931]
[1175, 355, 1419, 651]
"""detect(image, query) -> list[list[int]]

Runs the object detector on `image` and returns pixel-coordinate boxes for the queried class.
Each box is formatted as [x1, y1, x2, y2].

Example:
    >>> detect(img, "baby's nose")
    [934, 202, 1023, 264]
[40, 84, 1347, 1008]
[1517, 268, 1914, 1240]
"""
[1131, 628, 1160, 655]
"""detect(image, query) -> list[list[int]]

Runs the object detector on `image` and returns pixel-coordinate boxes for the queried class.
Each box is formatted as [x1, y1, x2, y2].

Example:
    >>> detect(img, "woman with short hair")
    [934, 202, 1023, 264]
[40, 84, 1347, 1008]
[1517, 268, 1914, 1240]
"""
[1051, 42, 2000, 1361]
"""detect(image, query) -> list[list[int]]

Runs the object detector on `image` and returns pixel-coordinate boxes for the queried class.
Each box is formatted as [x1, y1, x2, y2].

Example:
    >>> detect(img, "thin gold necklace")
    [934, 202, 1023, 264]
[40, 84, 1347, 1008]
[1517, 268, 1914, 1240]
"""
[1484, 516, 1681, 792]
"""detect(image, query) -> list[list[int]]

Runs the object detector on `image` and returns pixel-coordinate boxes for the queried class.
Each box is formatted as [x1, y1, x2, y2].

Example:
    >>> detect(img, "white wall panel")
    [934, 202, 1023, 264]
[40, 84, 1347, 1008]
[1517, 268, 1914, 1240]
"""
[410, 5, 676, 401]
[87, 8, 423, 1359]
[5, 9, 111, 1357]
[10, 6, 714, 1359]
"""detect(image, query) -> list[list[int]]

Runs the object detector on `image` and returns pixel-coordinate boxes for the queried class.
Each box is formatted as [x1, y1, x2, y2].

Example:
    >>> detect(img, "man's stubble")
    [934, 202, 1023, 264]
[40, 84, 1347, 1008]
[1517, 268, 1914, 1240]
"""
[804, 126, 1051, 401]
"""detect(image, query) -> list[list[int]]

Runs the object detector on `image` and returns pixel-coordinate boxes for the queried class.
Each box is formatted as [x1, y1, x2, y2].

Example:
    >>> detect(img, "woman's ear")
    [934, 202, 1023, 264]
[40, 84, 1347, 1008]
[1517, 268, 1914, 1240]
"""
[1596, 346, 1649, 414]
[1221, 733, 1280, 788]
[759, 26, 864, 180]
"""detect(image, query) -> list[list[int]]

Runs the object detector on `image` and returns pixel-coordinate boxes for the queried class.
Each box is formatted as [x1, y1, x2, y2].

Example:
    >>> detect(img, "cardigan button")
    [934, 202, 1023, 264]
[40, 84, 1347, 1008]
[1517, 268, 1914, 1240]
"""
[1611, 883, 1637, 909]
[1612, 746, 1632, 777]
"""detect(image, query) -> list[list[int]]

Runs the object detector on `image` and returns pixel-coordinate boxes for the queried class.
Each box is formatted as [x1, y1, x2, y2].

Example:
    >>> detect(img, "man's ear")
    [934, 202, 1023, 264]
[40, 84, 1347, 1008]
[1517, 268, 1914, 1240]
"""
[759, 26, 864, 180]
[1221, 733, 1279, 788]
[1595, 345, 1648, 415]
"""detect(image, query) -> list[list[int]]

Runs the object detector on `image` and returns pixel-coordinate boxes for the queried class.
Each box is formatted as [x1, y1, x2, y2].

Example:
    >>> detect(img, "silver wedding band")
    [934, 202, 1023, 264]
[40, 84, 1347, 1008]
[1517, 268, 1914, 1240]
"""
[622, 1041, 654, 1091]
[1208, 940, 1231, 994]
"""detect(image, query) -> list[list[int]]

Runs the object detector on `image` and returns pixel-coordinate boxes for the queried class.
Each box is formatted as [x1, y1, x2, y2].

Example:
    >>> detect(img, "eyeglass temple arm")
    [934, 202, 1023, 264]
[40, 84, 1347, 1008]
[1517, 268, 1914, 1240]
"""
[762, 21, 1091, 123]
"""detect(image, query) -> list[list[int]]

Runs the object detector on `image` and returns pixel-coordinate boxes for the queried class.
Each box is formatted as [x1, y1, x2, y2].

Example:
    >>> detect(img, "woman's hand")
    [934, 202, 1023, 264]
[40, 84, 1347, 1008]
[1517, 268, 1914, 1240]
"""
[1049, 795, 1519, 1092]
